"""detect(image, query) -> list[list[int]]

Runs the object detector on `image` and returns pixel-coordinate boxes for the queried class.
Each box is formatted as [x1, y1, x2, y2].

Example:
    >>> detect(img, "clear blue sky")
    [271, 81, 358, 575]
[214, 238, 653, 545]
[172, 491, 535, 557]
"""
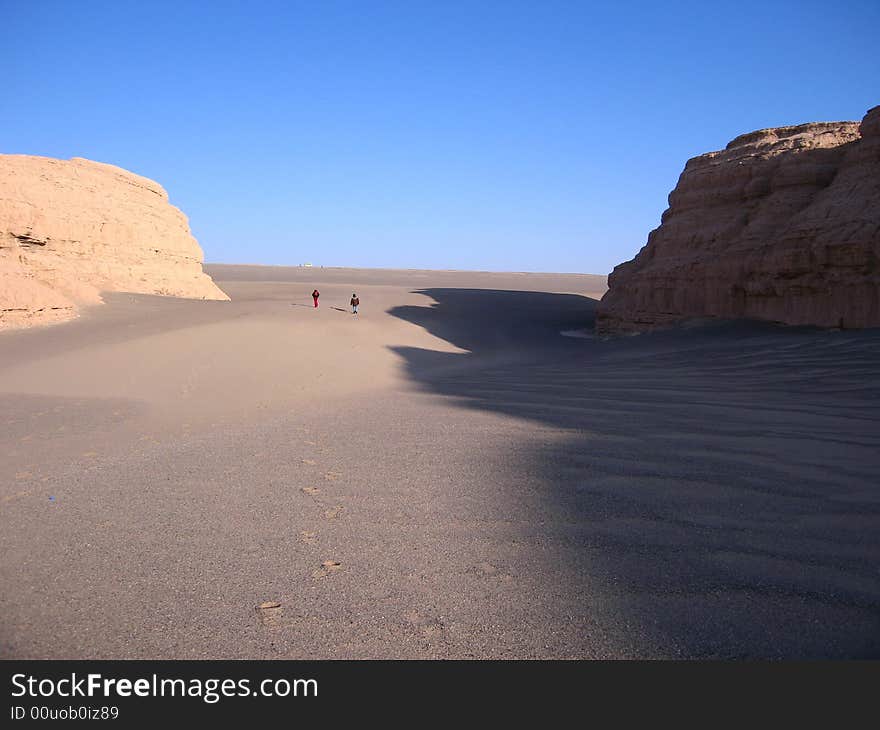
[3, 1, 877, 274]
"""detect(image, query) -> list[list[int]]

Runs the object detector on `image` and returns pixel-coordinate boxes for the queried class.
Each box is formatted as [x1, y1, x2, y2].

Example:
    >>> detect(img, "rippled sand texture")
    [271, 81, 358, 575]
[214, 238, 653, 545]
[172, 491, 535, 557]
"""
[1, 265, 877, 658]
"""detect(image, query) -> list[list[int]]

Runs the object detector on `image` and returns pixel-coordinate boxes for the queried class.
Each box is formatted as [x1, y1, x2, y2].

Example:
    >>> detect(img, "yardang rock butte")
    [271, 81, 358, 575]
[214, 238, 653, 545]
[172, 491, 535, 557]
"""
[0, 154, 228, 330]
[597, 105, 880, 334]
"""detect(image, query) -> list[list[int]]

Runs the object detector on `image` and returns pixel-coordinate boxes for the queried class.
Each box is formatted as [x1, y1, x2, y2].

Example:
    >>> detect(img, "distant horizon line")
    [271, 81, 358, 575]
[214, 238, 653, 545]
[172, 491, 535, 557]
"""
[204, 262, 610, 278]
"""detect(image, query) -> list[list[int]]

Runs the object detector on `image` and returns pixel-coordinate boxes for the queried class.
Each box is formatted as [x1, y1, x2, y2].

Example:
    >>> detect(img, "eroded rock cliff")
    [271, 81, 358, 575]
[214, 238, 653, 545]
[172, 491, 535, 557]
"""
[597, 106, 880, 333]
[0, 155, 228, 329]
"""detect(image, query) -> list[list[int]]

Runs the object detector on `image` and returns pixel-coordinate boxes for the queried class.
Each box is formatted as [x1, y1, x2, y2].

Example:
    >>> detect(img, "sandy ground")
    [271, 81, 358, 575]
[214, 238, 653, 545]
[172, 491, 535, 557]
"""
[1, 265, 878, 659]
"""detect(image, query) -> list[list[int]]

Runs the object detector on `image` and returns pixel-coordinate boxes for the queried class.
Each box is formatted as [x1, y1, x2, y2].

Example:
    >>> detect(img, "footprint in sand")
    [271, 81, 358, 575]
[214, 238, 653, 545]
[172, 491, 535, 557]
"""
[469, 562, 514, 583]
[255, 601, 283, 627]
[301, 486, 321, 497]
[323, 505, 344, 520]
[299, 531, 318, 544]
[312, 560, 342, 579]
[2, 490, 31, 504]
[404, 610, 445, 638]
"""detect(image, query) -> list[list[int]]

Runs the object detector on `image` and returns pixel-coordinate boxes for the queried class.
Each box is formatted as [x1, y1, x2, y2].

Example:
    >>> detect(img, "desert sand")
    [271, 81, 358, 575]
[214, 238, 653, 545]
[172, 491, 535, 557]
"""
[1, 265, 878, 659]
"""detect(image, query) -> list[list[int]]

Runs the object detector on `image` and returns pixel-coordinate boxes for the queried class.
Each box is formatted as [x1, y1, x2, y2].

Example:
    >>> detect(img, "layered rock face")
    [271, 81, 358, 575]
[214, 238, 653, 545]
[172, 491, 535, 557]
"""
[0, 155, 228, 329]
[597, 106, 880, 333]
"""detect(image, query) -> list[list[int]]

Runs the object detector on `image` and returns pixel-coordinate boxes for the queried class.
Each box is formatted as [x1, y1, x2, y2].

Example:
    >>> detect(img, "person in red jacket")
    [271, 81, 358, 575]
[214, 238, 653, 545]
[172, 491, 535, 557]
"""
[312, 289, 320, 308]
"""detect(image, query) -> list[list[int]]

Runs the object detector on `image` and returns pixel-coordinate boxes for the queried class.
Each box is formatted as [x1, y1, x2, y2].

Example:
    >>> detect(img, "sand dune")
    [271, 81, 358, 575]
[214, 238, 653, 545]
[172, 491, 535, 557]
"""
[1, 266, 877, 658]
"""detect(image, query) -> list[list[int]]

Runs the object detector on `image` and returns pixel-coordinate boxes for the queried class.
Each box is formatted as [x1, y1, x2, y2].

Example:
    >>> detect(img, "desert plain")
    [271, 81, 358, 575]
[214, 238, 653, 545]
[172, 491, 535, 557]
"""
[1, 265, 878, 659]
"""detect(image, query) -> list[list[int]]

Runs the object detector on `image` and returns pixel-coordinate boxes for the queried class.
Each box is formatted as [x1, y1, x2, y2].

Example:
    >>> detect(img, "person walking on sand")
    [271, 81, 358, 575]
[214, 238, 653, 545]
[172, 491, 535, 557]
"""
[350, 293, 359, 315]
[312, 289, 320, 308]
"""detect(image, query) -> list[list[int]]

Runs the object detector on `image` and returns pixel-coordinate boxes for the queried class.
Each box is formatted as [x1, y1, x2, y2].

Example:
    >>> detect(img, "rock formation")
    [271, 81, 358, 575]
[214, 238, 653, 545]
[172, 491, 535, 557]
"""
[0, 155, 228, 329]
[597, 105, 880, 333]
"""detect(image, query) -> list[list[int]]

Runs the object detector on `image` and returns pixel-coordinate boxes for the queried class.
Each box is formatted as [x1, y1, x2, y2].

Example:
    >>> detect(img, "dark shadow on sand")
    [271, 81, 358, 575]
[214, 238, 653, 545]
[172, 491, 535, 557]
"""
[389, 288, 880, 658]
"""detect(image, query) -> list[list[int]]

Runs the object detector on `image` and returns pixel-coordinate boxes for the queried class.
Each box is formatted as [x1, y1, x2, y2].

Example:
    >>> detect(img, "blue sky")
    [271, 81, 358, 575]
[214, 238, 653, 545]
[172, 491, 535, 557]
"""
[3, 1, 878, 274]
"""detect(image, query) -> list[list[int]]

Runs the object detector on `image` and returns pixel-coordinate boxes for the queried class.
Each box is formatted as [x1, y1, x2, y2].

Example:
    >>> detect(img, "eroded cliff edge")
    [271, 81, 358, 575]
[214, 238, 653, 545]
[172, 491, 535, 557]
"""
[0, 155, 229, 329]
[597, 106, 880, 333]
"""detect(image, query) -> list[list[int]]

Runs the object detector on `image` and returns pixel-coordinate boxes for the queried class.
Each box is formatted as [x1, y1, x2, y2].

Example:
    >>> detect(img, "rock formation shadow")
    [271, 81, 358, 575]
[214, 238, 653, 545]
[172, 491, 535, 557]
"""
[389, 288, 880, 658]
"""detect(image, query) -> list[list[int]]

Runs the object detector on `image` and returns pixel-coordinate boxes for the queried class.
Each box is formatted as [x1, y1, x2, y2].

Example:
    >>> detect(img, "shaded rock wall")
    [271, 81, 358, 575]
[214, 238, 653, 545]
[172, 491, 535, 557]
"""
[597, 106, 880, 333]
